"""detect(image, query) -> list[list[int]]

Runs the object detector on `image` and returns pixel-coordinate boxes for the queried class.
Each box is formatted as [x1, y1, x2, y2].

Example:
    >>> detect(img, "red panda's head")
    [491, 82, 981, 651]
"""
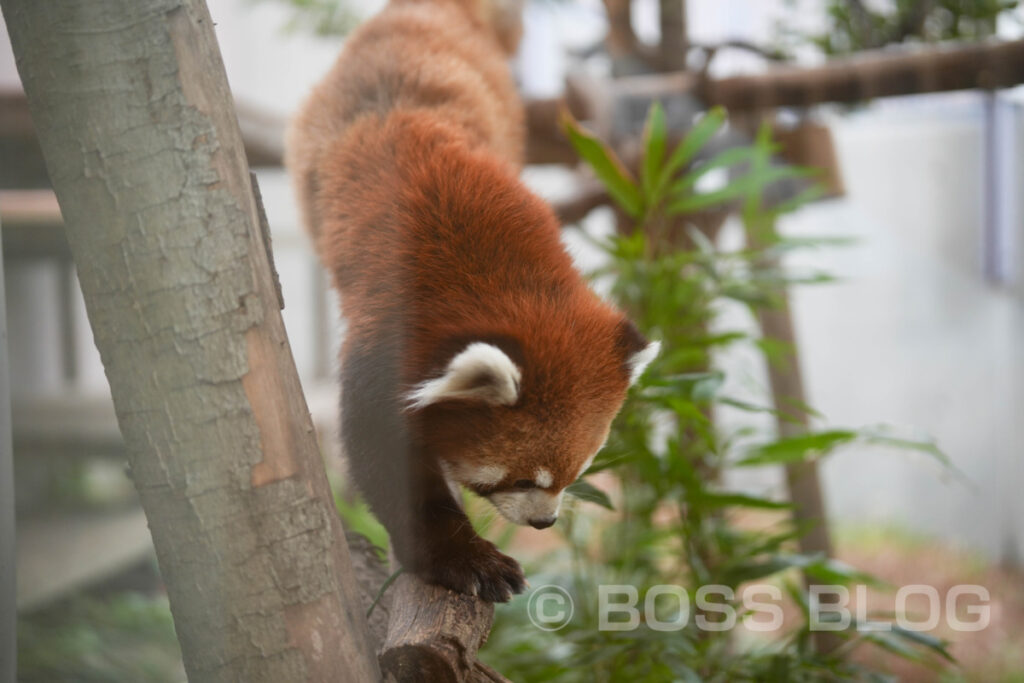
[407, 317, 659, 529]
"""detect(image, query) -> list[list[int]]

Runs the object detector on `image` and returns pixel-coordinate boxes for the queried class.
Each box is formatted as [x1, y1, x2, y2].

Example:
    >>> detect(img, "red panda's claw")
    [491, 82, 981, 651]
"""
[419, 539, 525, 603]
[471, 545, 526, 603]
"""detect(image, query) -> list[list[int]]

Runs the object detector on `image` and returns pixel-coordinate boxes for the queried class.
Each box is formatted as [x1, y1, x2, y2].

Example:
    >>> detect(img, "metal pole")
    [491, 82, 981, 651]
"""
[0, 217, 16, 683]
[982, 91, 1018, 286]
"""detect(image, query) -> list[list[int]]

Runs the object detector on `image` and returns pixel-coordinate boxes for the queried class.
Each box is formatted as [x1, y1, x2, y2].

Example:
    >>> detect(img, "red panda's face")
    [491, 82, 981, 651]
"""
[435, 413, 615, 528]
[409, 325, 660, 529]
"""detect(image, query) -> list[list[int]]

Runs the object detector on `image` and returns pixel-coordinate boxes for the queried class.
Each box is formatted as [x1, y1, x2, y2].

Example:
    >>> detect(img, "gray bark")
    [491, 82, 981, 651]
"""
[0, 219, 15, 683]
[1, 1, 381, 680]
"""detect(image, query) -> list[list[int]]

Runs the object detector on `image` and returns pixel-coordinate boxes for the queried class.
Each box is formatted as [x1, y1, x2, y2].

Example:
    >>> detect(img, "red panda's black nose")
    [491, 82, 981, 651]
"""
[529, 517, 557, 530]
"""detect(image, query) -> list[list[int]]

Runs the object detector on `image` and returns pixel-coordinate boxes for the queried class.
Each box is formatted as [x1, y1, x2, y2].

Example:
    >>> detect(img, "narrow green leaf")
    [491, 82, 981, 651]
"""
[720, 553, 812, 585]
[657, 107, 727, 191]
[669, 145, 757, 197]
[565, 478, 615, 510]
[886, 625, 956, 662]
[802, 557, 884, 587]
[860, 432, 951, 469]
[688, 490, 794, 510]
[367, 568, 404, 618]
[561, 110, 644, 218]
[666, 182, 750, 215]
[641, 102, 667, 202]
[737, 430, 859, 467]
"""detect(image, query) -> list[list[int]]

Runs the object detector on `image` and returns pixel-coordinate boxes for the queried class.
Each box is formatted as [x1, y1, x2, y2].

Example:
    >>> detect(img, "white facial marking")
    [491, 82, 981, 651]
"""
[488, 489, 563, 526]
[441, 461, 508, 488]
[627, 340, 661, 384]
[467, 463, 508, 487]
[405, 342, 521, 410]
[535, 468, 553, 489]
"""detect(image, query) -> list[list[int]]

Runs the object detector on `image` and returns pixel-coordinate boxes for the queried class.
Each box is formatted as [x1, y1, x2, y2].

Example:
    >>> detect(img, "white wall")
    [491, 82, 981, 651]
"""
[786, 96, 1024, 564]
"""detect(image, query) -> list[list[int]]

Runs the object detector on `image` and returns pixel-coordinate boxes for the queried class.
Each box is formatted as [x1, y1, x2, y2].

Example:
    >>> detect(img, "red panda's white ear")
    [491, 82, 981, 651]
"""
[405, 342, 522, 410]
[627, 340, 661, 385]
[617, 319, 660, 385]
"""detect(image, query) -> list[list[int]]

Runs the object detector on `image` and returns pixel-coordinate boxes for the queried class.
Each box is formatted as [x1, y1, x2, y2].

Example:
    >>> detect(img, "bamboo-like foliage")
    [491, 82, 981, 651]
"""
[480, 105, 955, 681]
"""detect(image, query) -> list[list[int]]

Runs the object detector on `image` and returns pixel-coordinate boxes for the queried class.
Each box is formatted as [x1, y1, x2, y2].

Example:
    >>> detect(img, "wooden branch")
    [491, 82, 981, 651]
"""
[691, 40, 791, 64]
[379, 572, 508, 683]
[531, 38, 1024, 159]
[2, 1, 382, 679]
[704, 38, 1024, 110]
[339, 530, 504, 681]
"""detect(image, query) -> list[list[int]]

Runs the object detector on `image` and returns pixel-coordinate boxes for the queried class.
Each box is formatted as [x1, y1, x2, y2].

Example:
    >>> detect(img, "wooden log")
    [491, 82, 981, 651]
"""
[379, 572, 508, 683]
[705, 38, 1024, 110]
[529, 38, 1024, 159]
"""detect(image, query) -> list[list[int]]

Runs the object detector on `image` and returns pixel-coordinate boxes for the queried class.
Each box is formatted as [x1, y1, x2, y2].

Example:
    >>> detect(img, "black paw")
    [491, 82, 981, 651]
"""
[419, 538, 526, 602]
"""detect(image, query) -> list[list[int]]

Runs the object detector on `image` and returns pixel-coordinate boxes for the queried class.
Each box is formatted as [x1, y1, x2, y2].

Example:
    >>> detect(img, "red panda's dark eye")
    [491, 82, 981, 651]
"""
[513, 479, 536, 490]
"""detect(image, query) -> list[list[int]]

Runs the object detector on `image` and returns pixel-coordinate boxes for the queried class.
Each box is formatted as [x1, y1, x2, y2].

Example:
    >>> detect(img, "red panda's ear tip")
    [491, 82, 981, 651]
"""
[616, 318, 649, 355]
[616, 318, 659, 384]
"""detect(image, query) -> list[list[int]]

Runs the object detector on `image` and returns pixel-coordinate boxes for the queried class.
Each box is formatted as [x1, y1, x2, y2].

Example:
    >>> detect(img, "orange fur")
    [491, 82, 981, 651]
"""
[287, 0, 651, 601]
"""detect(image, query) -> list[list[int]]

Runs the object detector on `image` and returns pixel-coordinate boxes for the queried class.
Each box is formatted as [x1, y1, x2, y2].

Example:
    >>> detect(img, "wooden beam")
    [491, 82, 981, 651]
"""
[0, 191, 68, 260]
[15, 509, 153, 612]
[704, 38, 1024, 111]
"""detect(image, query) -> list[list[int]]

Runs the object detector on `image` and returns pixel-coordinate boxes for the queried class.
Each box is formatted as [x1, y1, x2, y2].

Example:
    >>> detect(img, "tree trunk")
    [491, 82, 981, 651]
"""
[1, 1, 381, 680]
[0, 217, 16, 683]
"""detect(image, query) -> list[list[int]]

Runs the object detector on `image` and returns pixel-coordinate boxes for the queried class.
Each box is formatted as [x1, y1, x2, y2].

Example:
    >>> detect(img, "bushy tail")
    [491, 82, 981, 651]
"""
[397, 0, 524, 55]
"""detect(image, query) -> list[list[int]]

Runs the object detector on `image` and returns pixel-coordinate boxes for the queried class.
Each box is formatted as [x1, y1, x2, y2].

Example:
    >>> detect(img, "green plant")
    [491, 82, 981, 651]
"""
[781, 0, 1020, 56]
[480, 104, 954, 681]
[18, 593, 183, 683]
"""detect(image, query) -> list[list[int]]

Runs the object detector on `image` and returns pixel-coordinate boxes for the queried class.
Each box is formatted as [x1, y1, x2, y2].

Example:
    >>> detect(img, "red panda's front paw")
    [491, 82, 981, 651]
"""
[421, 538, 526, 603]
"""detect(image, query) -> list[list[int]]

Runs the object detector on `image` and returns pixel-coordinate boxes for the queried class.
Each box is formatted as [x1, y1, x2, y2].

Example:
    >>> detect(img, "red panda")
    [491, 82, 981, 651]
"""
[286, 0, 659, 602]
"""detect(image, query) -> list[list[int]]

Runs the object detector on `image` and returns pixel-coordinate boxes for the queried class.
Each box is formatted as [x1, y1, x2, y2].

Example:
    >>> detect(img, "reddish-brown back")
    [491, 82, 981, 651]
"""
[285, 0, 654, 600]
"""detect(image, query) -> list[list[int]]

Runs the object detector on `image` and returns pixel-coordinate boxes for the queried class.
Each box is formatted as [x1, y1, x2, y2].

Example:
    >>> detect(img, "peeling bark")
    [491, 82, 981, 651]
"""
[1, 1, 380, 680]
